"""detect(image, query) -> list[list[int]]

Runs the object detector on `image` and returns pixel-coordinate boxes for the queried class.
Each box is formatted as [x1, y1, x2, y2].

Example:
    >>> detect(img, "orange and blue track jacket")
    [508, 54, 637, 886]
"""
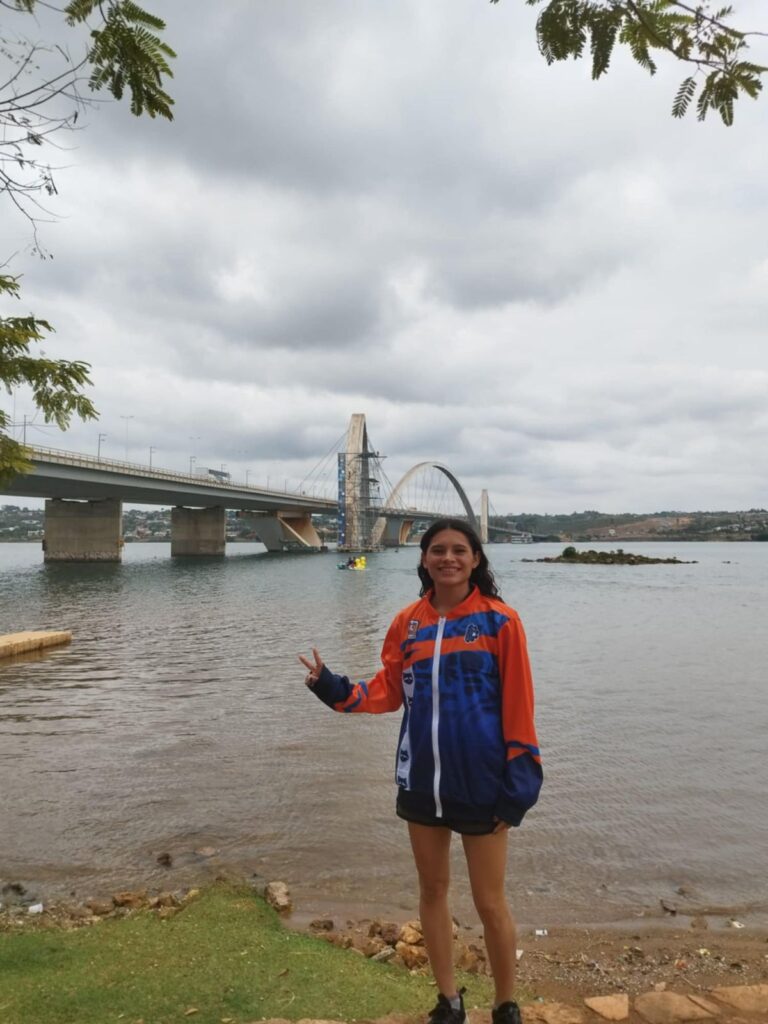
[310, 586, 542, 826]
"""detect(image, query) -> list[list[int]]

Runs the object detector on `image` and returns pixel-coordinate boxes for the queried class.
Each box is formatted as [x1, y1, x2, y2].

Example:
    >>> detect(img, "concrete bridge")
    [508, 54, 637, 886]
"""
[3, 446, 336, 560]
[3, 416, 487, 561]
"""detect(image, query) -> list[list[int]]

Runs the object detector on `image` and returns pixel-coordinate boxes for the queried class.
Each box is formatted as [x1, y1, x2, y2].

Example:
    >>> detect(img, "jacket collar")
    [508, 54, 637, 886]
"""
[422, 584, 479, 619]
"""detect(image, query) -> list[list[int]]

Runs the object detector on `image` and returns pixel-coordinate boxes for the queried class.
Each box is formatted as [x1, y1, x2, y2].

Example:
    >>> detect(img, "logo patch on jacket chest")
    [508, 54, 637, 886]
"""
[464, 623, 481, 643]
[407, 619, 419, 639]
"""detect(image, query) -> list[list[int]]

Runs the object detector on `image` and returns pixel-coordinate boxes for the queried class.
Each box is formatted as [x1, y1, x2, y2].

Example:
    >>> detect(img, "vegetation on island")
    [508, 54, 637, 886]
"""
[531, 546, 695, 564]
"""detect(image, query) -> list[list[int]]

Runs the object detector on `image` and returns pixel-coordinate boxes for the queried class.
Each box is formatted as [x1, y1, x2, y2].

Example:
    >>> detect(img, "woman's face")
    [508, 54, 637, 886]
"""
[421, 528, 480, 590]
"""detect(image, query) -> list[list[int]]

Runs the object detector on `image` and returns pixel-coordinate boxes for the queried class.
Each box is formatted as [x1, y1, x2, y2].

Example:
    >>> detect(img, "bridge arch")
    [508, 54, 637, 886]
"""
[371, 461, 477, 547]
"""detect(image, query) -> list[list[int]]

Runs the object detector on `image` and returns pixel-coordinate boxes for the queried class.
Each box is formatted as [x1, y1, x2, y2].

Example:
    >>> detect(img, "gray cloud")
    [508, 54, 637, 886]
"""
[3, 0, 768, 513]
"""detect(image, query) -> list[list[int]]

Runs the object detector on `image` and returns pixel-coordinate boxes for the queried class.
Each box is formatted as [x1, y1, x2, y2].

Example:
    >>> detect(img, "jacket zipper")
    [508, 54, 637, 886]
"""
[431, 615, 446, 817]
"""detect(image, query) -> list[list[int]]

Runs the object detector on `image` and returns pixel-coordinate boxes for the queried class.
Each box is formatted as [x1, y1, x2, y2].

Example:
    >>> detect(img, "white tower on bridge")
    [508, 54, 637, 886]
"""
[337, 413, 385, 551]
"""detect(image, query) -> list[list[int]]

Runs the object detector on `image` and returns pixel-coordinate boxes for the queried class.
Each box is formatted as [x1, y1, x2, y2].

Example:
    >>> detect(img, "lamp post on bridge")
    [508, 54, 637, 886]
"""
[189, 436, 200, 476]
[97, 433, 107, 458]
[119, 415, 134, 461]
[149, 446, 156, 469]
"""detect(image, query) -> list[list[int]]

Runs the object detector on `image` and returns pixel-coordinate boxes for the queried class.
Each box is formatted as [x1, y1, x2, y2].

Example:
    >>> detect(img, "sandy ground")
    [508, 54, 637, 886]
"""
[507, 924, 768, 1003]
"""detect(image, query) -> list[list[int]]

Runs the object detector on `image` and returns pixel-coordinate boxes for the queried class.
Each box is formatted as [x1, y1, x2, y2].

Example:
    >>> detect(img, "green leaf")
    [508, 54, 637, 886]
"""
[671, 74, 697, 117]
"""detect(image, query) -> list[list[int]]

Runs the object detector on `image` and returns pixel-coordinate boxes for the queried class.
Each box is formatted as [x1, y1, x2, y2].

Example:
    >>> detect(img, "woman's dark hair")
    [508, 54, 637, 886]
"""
[417, 518, 500, 598]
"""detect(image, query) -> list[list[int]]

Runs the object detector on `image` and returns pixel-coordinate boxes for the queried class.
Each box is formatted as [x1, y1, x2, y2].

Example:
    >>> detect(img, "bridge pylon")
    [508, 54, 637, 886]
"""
[337, 414, 386, 551]
[480, 489, 489, 544]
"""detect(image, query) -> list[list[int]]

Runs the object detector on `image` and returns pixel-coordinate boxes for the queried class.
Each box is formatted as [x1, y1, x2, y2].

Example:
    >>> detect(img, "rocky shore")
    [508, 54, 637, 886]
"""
[3, 878, 766, 1022]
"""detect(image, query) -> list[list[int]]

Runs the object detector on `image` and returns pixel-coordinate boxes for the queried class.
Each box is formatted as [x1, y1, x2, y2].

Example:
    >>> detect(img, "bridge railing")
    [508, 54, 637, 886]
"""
[25, 444, 334, 503]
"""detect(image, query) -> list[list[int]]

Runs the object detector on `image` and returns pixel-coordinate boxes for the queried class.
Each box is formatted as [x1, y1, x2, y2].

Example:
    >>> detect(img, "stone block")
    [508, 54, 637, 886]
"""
[710, 984, 768, 1014]
[522, 1003, 583, 1023]
[583, 993, 629, 1020]
[634, 991, 716, 1023]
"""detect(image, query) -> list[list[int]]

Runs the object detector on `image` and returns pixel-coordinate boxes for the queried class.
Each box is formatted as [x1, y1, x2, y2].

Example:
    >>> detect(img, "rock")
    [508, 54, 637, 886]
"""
[309, 918, 335, 932]
[0, 882, 26, 899]
[148, 892, 177, 909]
[112, 890, 147, 909]
[194, 846, 219, 858]
[63, 903, 94, 921]
[369, 919, 402, 945]
[362, 936, 387, 957]
[264, 881, 292, 913]
[583, 994, 629, 1021]
[371, 945, 396, 962]
[710, 984, 768, 1014]
[686, 996, 721, 1015]
[294, 1019, 348, 1024]
[85, 897, 115, 916]
[156, 852, 173, 867]
[395, 940, 428, 969]
[522, 1002, 583, 1023]
[634, 991, 716, 1022]
[455, 942, 486, 974]
[399, 923, 423, 945]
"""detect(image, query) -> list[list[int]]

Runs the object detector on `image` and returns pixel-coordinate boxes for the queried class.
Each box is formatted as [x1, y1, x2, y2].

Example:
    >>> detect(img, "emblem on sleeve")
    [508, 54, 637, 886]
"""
[407, 619, 419, 639]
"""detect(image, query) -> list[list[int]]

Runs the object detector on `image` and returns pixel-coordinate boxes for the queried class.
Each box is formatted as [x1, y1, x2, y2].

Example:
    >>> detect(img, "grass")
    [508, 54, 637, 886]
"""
[0, 884, 495, 1024]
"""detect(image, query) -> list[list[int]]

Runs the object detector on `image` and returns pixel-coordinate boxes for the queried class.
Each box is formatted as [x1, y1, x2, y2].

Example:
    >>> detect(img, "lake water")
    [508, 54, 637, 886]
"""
[1, 540, 766, 930]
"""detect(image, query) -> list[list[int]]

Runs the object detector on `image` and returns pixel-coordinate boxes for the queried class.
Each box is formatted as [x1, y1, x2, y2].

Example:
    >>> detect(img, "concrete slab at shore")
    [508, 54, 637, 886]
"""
[0, 631, 72, 660]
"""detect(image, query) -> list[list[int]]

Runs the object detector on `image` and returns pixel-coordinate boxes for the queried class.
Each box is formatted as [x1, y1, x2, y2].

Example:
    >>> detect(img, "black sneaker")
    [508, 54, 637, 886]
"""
[492, 1001, 522, 1024]
[428, 987, 467, 1024]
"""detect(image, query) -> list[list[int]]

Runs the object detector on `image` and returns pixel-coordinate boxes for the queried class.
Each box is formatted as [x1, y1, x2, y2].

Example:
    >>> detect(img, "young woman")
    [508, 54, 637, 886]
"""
[299, 519, 542, 1024]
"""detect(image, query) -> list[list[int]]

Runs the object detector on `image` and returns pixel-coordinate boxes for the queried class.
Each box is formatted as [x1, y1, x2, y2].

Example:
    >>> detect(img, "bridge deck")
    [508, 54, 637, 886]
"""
[4, 447, 337, 514]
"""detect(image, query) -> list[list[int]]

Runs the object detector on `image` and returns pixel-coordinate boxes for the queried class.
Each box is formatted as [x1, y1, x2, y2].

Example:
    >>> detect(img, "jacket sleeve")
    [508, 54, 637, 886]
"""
[494, 613, 543, 826]
[309, 615, 404, 714]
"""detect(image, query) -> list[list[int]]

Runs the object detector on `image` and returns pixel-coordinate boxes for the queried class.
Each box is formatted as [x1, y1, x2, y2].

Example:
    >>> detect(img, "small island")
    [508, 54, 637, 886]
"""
[524, 546, 697, 565]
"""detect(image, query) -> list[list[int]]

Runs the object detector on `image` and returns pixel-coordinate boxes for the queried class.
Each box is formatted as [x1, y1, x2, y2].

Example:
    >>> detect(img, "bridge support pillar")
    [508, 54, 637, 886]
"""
[378, 517, 414, 547]
[43, 498, 123, 562]
[241, 512, 321, 552]
[171, 506, 226, 556]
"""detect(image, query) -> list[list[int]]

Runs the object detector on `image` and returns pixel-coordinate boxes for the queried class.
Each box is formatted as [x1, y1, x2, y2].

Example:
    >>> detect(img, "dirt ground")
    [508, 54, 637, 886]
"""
[509, 924, 768, 1004]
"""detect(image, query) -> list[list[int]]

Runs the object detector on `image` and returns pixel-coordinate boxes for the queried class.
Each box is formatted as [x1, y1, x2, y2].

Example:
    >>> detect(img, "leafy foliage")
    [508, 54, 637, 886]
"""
[66, 0, 176, 119]
[0, 275, 96, 484]
[491, 0, 766, 124]
[1, 1, 174, 481]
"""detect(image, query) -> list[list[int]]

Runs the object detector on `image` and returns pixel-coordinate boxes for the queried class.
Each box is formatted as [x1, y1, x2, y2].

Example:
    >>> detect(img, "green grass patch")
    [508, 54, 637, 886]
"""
[0, 884, 494, 1024]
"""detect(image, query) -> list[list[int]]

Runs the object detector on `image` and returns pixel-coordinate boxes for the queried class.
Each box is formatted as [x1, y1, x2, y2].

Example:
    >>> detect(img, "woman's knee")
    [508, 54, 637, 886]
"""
[418, 873, 451, 904]
[472, 893, 513, 929]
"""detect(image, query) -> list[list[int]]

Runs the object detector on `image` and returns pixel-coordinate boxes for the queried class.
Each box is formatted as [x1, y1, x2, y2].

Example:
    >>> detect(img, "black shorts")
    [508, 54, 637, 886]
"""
[396, 788, 497, 836]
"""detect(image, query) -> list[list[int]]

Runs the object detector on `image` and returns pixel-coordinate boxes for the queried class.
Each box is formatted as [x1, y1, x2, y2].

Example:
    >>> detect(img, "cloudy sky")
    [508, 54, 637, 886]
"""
[4, 0, 768, 514]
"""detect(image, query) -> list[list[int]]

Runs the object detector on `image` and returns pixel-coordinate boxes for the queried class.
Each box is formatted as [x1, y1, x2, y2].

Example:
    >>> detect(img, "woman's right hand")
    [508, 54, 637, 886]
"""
[298, 647, 324, 687]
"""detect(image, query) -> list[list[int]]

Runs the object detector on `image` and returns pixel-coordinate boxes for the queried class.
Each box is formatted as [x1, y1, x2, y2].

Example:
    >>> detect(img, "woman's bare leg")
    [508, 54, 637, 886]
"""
[462, 830, 517, 1005]
[407, 822, 456, 997]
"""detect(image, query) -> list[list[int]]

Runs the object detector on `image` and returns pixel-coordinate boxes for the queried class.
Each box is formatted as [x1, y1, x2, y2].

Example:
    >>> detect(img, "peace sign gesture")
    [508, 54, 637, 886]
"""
[298, 647, 324, 688]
